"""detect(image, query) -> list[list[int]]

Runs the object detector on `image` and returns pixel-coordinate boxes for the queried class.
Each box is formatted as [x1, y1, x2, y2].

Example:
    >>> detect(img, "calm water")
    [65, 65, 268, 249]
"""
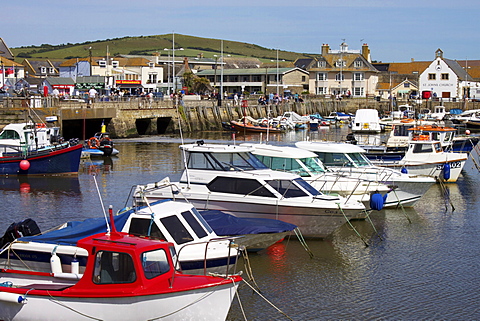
[1, 127, 480, 320]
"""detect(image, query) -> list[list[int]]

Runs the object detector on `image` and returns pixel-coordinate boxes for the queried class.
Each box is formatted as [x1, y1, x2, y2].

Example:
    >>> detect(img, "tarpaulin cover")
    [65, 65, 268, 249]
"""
[200, 210, 296, 236]
[18, 211, 131, 246]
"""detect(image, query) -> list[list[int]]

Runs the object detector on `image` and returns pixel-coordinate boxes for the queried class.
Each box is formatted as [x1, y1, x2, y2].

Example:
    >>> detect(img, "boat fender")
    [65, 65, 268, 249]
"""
[71, 256, 79, 274]
[443, 163, 451, 180]
[370, 193, 386, 211]
[401, 167, 408, 174]
[19, 160, 30, 171]
[0, 292, 26, 304]
[50, 246, 62, 274]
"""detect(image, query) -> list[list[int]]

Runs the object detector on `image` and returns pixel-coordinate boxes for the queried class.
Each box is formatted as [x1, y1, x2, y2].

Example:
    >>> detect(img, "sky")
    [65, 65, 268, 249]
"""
[2, 0, 479, 63]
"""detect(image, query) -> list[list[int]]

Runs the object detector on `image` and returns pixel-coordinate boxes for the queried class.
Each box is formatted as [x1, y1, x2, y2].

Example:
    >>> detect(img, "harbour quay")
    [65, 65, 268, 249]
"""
[0, 95, 476, 138]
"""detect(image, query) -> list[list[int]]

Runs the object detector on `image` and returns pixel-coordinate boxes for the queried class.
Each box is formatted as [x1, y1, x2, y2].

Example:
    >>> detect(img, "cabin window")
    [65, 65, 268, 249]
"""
[142, 248, 171, 279]
[191, 207, 213, 233]
[412, 143, 433, 153]
[207, 176, 276, 198]
[315, 152, 351, 167]
[348, 153, 370, 166]
[93, 251, 136, 284]
[0, 130, 20, 140]
[160, 215, 194, 245]
[300, 157, 325, 174]
[128, 218, 166, 240]
[188, 151, 267, 171]
[181, 210, 208, 238]
[266, 179, 310, 198]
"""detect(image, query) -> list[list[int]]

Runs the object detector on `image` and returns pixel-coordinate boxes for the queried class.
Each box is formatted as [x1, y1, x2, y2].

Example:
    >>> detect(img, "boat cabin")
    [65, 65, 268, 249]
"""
[0, 123, 62, 153]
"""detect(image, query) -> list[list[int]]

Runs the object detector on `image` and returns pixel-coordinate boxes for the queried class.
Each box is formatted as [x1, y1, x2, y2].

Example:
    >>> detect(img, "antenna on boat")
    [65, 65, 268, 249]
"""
[92, 174, 111, 234]
[175, 94, 191, 188]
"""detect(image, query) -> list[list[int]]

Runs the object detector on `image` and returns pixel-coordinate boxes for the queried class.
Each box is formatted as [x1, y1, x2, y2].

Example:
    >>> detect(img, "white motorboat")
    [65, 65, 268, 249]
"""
[351, 109, 381, 133]
[241, 143, 394, 208]
[0, 200, 239, 276]
[134, 142, 366, 239]
[295, 141, 436, 207]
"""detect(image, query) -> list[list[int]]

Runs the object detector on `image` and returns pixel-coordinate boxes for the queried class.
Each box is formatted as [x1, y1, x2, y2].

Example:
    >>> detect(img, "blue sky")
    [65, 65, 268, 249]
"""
[3, 0, 478, 63]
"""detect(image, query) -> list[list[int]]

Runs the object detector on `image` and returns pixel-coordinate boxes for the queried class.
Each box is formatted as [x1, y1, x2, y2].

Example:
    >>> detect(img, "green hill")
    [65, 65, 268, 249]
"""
[11, 34, 317, 63]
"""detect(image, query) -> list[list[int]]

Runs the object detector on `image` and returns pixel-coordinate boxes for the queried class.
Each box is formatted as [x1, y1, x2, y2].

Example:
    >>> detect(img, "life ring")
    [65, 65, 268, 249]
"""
[35, 123, 46, 128]
[412, 134, 429, 141]
[88, 137, 100, 149]
[281, 117, 287, 122]
[262, 119, 268, 124]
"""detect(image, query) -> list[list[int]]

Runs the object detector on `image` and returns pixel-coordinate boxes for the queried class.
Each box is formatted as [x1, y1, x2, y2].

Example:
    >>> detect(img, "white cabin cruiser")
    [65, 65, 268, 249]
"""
[134, 142, 366, 239]
[295, 141, 436, 207]
[241, 143, 393, 208]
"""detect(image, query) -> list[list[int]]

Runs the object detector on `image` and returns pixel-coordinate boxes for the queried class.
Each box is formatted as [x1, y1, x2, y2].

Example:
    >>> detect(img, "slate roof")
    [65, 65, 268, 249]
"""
[196, 67, 308, 76]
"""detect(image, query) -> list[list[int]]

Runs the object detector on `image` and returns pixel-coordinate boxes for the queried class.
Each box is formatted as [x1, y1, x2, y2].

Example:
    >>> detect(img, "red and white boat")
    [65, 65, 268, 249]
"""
[0, 210, 241, 321]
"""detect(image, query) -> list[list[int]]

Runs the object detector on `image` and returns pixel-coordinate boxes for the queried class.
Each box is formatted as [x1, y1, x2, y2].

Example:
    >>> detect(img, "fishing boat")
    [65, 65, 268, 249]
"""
[134, 141, 366, 239]
[376, 138, 468, 182]
[295, 141, 436, 207]
[0, 122, 82, 175]
[242, 143, 396, 208]
[361, 124, 479, 163]
[82, 132, 119, 158]
[0, 199, 239, 276]
[0, 209, 241, 321]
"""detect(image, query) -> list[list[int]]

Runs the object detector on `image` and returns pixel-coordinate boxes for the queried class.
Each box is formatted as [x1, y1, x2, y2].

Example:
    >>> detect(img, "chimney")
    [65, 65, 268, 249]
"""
[361, 43, 371, 63]
[411, 58, 415, 62]
[321, 44, 330, 56]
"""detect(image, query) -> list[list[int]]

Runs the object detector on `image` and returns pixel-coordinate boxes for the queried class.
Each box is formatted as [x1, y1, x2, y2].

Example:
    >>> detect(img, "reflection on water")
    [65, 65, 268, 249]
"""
[0, 130, 479, 320]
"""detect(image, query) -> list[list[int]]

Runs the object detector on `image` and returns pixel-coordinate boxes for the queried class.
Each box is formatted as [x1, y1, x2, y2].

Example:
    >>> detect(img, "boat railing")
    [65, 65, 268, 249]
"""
[170, 236, 242, 287]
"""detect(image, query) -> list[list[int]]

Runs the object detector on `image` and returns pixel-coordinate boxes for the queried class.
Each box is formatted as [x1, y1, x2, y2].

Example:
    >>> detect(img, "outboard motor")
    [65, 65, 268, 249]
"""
[0, 219, 41, 248]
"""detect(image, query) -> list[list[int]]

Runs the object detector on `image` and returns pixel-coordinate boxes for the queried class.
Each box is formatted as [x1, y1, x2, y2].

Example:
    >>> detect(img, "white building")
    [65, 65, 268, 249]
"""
[419, 49, 479, 100]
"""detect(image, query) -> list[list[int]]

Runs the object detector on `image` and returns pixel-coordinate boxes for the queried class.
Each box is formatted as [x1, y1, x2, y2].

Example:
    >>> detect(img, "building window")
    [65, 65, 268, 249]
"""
[112, 61, 119, 68]
[354, 73, 364, 81]
[335, 60, 346, 68]
[441, 73, 449, 80]
[354, 87, 364, 96]
[49, 67, 55, 74]
[40, 67, 46, 74]
[428, 73, 436, 80]
[354, 61, 363, 68]
[148, 73, 158, 84]
[317, 87, 327, 95]
[99, 60, 107, 68]
[317, 61, 326, 68]
[252, 75, 261, 82]
[317, 73, 327, 81]
[302, 76, 306, 82]
[335, 73, 345, 81]
[404, 83, 410, 88]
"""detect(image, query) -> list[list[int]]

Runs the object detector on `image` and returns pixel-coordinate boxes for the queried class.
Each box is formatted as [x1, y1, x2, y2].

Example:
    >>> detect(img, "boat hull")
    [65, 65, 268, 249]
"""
[0, 279, 238, 321]
[139, 185, 364, 239]
[0, 144, 82, 176]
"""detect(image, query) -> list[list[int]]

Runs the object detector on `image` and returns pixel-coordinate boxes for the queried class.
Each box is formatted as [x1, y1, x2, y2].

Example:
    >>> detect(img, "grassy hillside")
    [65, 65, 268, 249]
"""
[11, 34, 317, 62]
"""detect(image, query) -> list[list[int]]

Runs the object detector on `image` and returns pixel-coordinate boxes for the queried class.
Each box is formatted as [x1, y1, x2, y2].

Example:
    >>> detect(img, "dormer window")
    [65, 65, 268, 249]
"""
[354, 60, 363, 68]
[99, 60, 107, 68]
[49, 67, 55, 74]
[112, 61, 119, 68]
[149, 62, 155, 68]
[317, 61, 326, 68]
[40, 67, 46, 74]
[335, 60, 346, 68]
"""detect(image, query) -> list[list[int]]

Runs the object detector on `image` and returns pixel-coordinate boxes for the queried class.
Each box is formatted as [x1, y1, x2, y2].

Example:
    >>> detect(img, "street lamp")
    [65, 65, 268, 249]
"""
[164, 32, 184, 95]
[270, 49, 285, 96]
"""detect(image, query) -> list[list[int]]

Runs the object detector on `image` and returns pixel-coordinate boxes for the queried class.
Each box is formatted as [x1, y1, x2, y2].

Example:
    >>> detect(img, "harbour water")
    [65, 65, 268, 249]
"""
[1, 127, 480, 320]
